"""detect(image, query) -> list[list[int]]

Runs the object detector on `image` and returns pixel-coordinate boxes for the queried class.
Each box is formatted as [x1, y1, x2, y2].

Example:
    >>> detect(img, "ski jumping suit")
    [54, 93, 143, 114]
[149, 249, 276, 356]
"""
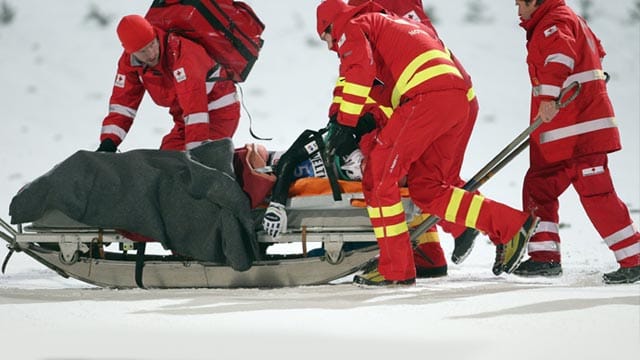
[520, 0, 639, 267]
[101, 28, 240, 151]
[319, 1, 530, 281]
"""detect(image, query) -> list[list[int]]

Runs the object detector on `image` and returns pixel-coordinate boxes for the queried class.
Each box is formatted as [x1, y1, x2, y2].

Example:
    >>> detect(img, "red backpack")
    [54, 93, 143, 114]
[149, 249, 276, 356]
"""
[146, 0, 265, 82]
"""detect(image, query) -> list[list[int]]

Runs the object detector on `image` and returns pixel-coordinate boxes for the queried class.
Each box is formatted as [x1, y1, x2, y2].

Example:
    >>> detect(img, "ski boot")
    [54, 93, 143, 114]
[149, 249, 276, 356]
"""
[451, 228, 479, 264]
[353, 266, 415, 287]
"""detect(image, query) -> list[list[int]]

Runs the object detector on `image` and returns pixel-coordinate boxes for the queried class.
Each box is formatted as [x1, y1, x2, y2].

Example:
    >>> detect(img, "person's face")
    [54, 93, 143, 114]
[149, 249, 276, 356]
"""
[321, 31, 333, 51]
[132, 37, 160, 67]
[515, 0, 538, 20]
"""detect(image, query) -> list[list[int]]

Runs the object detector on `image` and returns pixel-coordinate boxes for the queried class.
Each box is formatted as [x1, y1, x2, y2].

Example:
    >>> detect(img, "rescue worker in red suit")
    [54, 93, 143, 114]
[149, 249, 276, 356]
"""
[96, 14, 240, 152]
[345, 0, 481, 277]
[512, 0, 640, 284]
[317, 0, 539, 286]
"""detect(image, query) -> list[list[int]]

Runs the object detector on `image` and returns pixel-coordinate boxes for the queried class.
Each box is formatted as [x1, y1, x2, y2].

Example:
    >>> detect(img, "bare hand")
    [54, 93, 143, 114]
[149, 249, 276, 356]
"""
[537, 100, 559, 123]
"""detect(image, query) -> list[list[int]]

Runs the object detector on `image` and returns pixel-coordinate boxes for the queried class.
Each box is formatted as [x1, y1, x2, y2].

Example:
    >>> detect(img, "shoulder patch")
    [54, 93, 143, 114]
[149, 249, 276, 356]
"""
[114, 74, 125, 88]
[338, 33, 346, 48]
[544, 25, 558, 37]
[173, 67, 187, 83]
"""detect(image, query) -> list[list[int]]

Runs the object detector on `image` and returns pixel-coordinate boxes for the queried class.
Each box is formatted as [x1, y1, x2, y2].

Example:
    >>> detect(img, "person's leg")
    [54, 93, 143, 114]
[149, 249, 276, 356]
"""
[208, 102, 240, 140]
[572, 153, 640, 269]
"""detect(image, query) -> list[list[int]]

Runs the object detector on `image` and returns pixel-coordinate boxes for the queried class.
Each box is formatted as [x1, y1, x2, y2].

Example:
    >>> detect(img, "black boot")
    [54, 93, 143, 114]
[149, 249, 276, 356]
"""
[602, 265, 640, 284]
[451, 228, 479, 264]
[513, 258, 563, 277]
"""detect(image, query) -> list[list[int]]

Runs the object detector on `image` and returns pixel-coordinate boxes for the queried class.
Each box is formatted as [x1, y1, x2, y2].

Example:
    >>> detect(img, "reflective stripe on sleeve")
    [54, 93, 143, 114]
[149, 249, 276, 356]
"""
[109, 104, 137, 118]
[208, 92, 238, 111]
[540, 117, 617, 144]
[101, 125, 127, 141]
[545, 53, 575, 71]
[532, 84, 561, 97]
[563, 69, 606, 87]
[184, 112, 209, 125]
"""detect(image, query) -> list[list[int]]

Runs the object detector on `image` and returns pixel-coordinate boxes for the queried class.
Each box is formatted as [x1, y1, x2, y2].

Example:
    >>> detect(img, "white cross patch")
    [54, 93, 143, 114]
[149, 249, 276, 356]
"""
[114, 74, 125, 88]
[173, 67, 187, 82]
[544, 25, 558, 37]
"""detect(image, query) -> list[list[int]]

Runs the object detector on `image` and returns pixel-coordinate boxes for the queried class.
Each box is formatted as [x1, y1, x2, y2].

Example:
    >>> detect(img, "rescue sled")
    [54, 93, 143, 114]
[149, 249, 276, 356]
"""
[1, 179, 421, 289]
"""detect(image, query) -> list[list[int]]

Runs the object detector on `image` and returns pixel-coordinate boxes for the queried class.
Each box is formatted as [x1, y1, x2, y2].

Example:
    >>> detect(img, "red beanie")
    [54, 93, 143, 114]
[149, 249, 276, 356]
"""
[117, 15, 156, 53]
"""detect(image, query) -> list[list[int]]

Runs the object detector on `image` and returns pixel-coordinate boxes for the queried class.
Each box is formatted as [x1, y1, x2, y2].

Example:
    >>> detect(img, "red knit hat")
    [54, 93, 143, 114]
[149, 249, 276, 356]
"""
[116, 15, 156, 53]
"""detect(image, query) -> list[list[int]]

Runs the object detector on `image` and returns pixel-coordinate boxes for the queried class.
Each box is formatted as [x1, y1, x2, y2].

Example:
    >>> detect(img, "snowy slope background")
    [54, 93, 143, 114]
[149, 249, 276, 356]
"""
[0, 1, 638, 359]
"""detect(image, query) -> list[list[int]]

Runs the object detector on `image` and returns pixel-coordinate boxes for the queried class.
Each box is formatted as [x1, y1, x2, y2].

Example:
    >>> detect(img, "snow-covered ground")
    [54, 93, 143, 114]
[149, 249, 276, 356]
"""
[0, 1, 638, 359]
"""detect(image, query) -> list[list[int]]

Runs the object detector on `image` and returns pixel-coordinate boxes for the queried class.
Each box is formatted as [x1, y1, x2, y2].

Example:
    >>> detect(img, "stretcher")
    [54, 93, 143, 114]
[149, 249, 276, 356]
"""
[0, 178, 417, 289]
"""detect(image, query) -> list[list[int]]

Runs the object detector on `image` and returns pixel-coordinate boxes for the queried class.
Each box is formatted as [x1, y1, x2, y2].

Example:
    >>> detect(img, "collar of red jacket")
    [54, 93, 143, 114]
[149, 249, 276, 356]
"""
[519, 0, 566, 36]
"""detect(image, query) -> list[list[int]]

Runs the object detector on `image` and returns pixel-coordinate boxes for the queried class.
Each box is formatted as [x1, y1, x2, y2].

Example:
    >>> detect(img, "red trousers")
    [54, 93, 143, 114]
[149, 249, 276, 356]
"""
[160, 102, 240, 151]
[362, 89, 529, 281]
[524, 152, 640, 267]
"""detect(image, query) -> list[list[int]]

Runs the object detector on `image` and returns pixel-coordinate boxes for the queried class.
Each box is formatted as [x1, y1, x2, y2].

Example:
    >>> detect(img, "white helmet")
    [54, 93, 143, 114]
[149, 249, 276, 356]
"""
[340, 149, 364, 180]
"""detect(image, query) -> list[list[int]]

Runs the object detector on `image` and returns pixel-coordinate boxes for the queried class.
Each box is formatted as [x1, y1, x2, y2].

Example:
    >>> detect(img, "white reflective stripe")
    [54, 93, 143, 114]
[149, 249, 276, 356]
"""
[603, 224, 638, 247]
[186, 141, 206, 151]
[528, 240, 560, 253]
[540, 117, 617, 144]
[532, 84, 561, 97]
[205, 67, 222, 94]
[563, 69, 606, 87]
[534, 221, 560, 234]
[208, 92, 239, 111]
[101, 125, 127, 141]
[613, 242, 640, 262]
[545, 53, 575, 71]
[184, 112, 209, 125]
[109, 104, 137, 118]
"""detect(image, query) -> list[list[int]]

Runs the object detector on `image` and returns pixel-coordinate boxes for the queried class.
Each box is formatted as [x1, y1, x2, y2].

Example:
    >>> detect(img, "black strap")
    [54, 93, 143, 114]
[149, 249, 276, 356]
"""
[1, 249, 14, 274]
[135, 242, 147, 289]
[310, 130, 342, 201]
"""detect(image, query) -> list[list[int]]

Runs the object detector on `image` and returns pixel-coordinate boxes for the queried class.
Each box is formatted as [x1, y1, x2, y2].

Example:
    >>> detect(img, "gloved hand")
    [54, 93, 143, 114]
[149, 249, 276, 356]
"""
[262, 202, 288, 238]
[96, 138, 117, 153]
[326, 123, 358, 157]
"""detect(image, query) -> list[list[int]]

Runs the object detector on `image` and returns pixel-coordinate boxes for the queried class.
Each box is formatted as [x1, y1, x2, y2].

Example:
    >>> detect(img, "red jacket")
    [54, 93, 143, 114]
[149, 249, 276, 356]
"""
[328, 11, 467, 127]
[101, 28, 238, 150]
[521, 0, 620, 163]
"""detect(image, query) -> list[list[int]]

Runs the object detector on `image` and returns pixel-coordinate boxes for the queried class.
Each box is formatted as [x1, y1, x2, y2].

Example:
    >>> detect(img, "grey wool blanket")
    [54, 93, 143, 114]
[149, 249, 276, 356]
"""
[9, 139, 260, 271]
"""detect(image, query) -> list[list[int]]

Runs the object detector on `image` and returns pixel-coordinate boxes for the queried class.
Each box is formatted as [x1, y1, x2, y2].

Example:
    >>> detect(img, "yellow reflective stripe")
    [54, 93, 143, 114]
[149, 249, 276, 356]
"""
[340, 101, 365, 115]
[365, 96, 377, 104]
[379, 105, 393, 119]
[332, 95, 343, 104]
[466, 194, 484, 228]
[467, 87, 475, 101]
[372, 222, 409, 239]
[368, 202, 404, 218]
[381, 202, 405, 217]
[335, 77, 345, 86]
[386, 222, 409, 237]
[401, 64, 462, 101]
[373, 226, 384, 238]
[445, 188, 464, 223]
[392, 50, 453, 108]
[367, 206, 381, 218]
[343, 82, 371, 97]
[416, 230, 440, 245]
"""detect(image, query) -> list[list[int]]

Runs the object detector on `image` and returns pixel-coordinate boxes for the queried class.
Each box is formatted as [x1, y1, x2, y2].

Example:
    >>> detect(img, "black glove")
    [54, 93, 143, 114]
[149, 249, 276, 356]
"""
[326, 123, 358, 157]
[96, 138, 117, 153]
[355, 112, 376, 136]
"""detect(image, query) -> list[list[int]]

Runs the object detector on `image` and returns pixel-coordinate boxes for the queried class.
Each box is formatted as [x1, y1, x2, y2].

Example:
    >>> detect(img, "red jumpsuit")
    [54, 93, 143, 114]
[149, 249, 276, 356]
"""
[520, 0, 639, 267]
[321, 3, 530, 281]
[101, 28, 240, 151]
[343, 0, 479, 245]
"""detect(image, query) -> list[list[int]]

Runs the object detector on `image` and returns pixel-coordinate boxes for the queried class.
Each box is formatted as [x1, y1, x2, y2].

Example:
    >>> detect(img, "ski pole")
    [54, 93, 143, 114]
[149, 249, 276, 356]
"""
[410, 81, 581, 242]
